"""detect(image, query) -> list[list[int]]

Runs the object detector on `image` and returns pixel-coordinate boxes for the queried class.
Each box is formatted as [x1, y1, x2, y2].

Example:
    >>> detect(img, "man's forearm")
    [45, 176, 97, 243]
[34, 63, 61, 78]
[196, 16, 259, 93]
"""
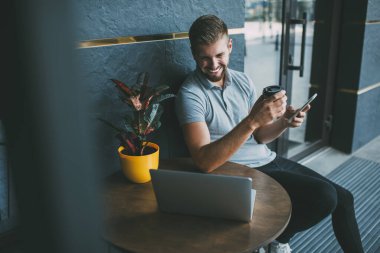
[253, 118, 288, 144]
[193, 117, 257, 173]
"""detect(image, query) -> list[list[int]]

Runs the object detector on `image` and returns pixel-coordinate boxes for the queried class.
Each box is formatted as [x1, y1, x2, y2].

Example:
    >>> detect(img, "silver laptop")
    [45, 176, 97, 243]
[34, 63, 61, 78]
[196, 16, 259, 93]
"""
[150, 169, 256, 222]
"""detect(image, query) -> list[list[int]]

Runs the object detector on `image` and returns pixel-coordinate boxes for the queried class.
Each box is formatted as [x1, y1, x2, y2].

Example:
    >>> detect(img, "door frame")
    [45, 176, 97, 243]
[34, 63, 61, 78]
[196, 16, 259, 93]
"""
[274, 0, 343, 160]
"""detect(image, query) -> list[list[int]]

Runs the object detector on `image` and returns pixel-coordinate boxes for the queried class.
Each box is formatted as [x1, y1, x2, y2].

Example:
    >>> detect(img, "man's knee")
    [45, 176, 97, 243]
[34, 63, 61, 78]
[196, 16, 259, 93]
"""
[318, 183, 338, 215]
[293, 180, 337, 219]
[336, 186, 354, 207]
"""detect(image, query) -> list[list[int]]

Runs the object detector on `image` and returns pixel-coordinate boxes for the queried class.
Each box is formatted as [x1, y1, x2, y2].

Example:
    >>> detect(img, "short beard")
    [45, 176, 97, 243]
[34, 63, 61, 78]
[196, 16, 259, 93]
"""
[202, 67, 226, 82]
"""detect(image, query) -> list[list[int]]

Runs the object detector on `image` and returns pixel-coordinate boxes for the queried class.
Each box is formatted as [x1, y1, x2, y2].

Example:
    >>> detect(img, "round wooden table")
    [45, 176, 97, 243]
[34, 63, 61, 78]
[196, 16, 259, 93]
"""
[103, 158, 291, 253]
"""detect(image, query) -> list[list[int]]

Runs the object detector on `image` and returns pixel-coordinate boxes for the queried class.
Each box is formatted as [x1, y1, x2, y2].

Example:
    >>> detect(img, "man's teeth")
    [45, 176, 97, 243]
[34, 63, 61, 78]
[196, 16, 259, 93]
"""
[209, 67, 220, 73]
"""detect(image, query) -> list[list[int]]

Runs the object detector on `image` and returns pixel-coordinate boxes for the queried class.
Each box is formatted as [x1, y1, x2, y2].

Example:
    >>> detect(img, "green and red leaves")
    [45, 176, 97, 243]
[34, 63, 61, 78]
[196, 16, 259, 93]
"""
[103, 72, 175, 155]
[111, 79, 135, 97]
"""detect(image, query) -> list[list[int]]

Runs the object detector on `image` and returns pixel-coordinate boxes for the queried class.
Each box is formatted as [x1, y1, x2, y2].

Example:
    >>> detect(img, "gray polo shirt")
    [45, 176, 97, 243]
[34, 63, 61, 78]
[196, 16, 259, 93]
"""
[175, 68, 276, 167]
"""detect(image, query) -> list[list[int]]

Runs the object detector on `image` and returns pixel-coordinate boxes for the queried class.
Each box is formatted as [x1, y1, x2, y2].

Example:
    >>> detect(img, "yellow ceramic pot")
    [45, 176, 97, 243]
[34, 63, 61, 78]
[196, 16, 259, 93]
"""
[118, 142, 159, 183]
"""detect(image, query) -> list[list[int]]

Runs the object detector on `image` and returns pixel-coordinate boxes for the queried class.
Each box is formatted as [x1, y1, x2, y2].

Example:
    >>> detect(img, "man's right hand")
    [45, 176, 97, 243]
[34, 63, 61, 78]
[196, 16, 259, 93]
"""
[248, 90, 287, 129]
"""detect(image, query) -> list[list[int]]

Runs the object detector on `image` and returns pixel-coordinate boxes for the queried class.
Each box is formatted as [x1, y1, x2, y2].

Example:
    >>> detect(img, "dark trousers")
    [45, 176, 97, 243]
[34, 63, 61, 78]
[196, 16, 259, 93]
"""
[256, 156, 364, 253]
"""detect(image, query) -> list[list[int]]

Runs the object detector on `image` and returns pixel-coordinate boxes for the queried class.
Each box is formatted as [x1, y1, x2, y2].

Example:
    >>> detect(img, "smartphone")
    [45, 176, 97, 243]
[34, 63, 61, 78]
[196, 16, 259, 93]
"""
[288, 93, 317, 123]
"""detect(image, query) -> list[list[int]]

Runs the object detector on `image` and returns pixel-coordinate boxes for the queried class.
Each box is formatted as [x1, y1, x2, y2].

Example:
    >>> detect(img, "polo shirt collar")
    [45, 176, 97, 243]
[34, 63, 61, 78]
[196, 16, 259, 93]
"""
[195, 67, 232, 90]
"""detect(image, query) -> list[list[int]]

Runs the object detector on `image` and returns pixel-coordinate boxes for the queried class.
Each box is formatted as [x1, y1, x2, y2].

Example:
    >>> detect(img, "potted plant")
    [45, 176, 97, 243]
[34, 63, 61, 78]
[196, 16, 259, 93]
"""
[99, 72, 175, 183]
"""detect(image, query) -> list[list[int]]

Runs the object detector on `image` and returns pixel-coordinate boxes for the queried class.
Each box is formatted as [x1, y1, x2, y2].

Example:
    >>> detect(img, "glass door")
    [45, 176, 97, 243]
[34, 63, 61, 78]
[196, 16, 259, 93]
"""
[284, 0, 320, 158]
[244, 0, 328, 159]
[244, 0, 283, 102]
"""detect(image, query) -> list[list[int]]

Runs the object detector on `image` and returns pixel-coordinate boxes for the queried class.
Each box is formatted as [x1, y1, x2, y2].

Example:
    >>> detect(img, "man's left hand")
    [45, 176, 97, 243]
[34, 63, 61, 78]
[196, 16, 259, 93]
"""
[282, 104, 311, 128]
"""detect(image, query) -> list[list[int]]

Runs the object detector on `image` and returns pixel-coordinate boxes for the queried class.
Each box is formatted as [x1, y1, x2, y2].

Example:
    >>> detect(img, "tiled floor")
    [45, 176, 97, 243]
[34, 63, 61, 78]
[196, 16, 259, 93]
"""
[300, 135, 380, 176]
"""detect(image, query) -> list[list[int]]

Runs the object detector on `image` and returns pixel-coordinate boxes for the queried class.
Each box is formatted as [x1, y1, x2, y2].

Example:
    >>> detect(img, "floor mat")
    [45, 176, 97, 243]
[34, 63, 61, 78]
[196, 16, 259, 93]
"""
[291, 157, 380, 253]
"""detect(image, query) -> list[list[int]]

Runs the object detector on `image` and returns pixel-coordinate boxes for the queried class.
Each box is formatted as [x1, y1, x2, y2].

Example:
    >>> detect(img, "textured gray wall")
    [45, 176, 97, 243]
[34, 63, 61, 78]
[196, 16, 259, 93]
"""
[332, 0, 380, 153]
[367, 0, 380, 21]
[76, 0, 245, 176]
[76, 0, 244, 40]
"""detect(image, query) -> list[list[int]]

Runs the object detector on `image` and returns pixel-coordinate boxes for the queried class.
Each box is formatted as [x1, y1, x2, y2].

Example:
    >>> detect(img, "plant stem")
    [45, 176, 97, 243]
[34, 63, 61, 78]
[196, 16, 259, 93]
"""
[140, 141, 150, 156]
[138, 111, 142, 154]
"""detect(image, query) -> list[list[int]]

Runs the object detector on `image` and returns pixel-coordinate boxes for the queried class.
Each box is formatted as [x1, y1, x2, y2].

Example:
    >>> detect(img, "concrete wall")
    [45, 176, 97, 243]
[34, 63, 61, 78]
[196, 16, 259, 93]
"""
[331, 0, 380, 153]
[76, 0, 245, 176]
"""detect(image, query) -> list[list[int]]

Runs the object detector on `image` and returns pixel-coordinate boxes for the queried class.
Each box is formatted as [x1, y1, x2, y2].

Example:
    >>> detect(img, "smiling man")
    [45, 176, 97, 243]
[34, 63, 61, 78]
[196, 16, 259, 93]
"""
[175, 15, 364, 253]
[193, 31, 231, 84]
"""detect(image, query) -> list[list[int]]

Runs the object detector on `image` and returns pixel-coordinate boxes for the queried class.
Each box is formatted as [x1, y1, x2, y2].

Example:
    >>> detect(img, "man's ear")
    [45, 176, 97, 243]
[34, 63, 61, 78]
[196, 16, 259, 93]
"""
[228, 38, 233, 53]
